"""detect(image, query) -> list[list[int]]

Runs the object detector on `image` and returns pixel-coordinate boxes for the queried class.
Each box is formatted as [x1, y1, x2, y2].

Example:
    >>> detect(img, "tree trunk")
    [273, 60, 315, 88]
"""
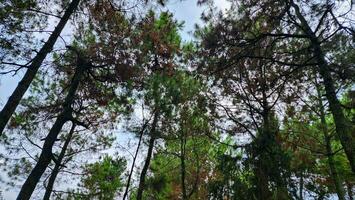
[346, 181, 353, 200]
[290, 0, 355, 173]
[43, 123, 76, 200]
[255, 159, 271, 200]
[325, 141, 346, 200]
[122, 120, 149, 200]
[0, 0, 81, 136]
[136, 111, 159, 200]
[253, 73, 274, 200]
[180, 130, 187, 200]
[258, 75, 289, 200]
[299, 171, 303, 200]
[263, 119, 289, 199]
[314, 39, 355, 172]
[315, 79, 346, 200]
[16, 58, 84, 200]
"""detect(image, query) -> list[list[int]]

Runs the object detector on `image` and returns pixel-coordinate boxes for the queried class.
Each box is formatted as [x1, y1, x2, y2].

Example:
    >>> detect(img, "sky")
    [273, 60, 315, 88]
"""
[0, 0, 230, 199]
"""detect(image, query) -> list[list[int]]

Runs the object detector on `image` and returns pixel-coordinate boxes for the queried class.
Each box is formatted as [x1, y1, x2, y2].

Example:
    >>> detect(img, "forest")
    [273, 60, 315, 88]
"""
[0, 0, 354, 199]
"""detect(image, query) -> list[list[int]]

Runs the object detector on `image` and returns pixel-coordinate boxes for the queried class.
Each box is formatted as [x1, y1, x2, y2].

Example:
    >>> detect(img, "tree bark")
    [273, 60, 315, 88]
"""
[0, 0, 81, 136]
[255, 159, 271, 200]
[180, 130, 187, 200]
[253, 69, 274, 200]
[346, 181, 353, 200]
[122, 120, 149, 200]
[43, 123, 76, 200]
[16, 57, 84, 200]
[315, 78, 346, 200]
[325, 140, 346, 200]
[259, 72, 289, 200]
[290, 0, 355, 173]
[299, 171, 303, 200]
[136, 111, 159, 200]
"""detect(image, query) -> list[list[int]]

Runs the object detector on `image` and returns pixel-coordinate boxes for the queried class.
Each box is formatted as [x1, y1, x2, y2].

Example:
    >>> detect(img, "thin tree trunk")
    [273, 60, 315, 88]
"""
[122, 120, 149, 200]
[136, 111, 159, 200]
[0, 0, 81, 136]
[188, 141, 200, 199]
[325, 140, 346, 200]
[299, 171, 303, 200]
[43, 123, 76, 200]
[315, 79, 346, 200]
[290, 0, 355, 173]
[180, 130, 187, 200]
[16, 58, 84, 200]
[346, 181, 353, 200]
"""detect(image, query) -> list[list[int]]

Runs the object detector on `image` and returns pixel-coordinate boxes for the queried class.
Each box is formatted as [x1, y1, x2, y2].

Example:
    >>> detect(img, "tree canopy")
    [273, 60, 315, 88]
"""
[0, 0, 354, 199]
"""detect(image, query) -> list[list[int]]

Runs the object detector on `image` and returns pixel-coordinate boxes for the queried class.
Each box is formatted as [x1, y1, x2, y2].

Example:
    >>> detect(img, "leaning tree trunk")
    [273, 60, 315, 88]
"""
[136, 111, 159, 200]
[291, 0, 355, 173]
[43, 123, 76, 200]
[315, 78, 346, 200]
[313, 39, 355, 172]
[16, 58, 84, 200]
[0, 0, 81, 136]
[325, 137, 346, 200]
[122, 120, 149, 200]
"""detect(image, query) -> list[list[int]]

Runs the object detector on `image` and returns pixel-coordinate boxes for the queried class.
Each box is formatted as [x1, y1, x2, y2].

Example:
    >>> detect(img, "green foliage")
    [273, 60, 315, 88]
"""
[1, 1, 355, 200]
[281, 93, 354, 197]
[66, 156, 126, 200]
[145, 71, 202, 116]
